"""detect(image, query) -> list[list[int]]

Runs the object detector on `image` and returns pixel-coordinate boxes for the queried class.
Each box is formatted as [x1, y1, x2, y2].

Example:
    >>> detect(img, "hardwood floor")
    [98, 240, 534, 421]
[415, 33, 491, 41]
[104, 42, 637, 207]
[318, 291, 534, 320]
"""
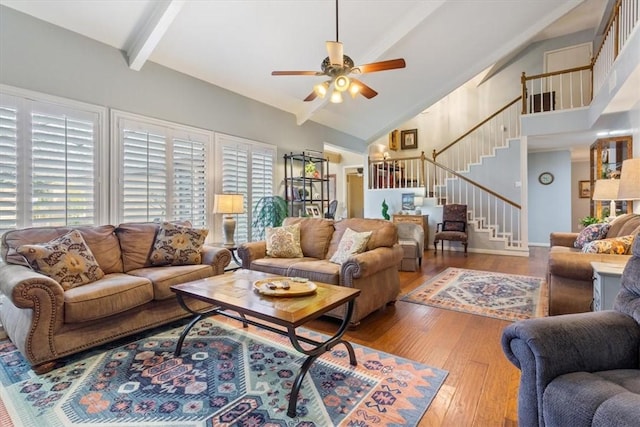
[307, 247, 549, 427]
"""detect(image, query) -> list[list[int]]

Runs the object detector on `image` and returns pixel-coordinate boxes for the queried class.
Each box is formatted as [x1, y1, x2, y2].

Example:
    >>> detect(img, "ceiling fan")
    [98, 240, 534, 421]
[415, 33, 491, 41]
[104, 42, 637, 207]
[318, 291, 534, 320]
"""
[271, 0, 406, 103]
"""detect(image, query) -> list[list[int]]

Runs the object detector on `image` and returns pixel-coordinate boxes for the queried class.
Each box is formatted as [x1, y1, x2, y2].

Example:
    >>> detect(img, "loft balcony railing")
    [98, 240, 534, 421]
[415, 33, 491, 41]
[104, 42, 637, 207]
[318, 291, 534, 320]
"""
[522, 0, 638, 115]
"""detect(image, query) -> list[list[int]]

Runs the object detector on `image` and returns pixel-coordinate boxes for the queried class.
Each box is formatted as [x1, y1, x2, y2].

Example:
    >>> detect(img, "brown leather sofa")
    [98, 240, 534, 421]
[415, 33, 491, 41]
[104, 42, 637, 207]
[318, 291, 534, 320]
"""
[0, 222, 231, 373]
[237, 217, 404, 327]
[547, 213, 640, 315]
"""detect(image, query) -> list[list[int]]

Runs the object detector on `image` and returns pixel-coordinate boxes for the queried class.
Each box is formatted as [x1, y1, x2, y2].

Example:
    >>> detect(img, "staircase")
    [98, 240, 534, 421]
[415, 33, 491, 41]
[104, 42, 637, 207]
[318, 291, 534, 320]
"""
[428, 98, 526, 254]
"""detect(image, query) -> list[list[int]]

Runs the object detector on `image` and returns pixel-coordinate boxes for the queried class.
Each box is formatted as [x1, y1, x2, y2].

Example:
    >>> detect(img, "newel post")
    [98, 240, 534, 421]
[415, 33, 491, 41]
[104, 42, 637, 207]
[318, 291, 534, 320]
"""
[521, 72, 527, 114]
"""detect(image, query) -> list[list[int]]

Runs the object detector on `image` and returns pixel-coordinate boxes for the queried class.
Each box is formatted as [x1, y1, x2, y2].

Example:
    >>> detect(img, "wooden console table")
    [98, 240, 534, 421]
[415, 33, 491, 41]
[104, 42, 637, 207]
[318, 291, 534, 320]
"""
[392, 214, 429, 247]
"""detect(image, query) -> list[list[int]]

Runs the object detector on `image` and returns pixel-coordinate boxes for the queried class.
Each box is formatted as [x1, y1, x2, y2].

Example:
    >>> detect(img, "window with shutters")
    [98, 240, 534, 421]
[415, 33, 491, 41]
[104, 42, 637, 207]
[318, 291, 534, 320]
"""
[215, 133, 276, 242]
[112, 111, 210, 228]
[0, 87, 106, 235]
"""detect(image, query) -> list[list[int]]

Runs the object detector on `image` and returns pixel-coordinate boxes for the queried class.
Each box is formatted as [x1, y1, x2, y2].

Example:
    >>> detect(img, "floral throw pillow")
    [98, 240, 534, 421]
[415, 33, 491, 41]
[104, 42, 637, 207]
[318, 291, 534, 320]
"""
[330, 228, 372, 265]
[574, 222, 611, 248]
[16, 230, 105, 290]
[581, 234, 636, 254]
[266, 224, 303, 258]
[150, 222, 208, 266]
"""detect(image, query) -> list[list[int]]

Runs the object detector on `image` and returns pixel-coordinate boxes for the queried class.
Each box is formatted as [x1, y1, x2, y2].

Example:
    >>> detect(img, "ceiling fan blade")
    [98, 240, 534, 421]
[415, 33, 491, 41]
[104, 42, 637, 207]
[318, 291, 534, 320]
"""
[352, 58, 406, 74]
[271, 71, 324, 76]
[303, 91, 318, 102]
[326, 41, 344, 66]
[351, 78, 378, 99]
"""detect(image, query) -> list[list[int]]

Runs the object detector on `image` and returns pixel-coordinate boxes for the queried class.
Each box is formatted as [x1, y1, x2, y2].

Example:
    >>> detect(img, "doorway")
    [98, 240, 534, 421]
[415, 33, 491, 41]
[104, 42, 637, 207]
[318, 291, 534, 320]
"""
[347, 173, 364, 218]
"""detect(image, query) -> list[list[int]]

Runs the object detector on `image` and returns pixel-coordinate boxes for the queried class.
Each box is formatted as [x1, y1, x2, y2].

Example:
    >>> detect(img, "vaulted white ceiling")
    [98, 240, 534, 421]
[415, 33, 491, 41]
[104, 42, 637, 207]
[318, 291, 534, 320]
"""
[2, 0, 603, 142]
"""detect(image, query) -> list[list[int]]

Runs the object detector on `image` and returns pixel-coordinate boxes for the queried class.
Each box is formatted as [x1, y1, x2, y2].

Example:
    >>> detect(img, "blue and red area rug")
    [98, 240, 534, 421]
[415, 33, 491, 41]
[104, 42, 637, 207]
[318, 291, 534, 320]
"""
[0, 317, 447, 426]
[402, 267, 548, 321]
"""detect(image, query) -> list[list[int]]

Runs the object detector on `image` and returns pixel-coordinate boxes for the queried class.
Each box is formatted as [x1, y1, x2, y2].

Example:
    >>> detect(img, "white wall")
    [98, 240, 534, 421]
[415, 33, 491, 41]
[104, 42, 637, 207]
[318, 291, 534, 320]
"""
[528, 150, 572, 245]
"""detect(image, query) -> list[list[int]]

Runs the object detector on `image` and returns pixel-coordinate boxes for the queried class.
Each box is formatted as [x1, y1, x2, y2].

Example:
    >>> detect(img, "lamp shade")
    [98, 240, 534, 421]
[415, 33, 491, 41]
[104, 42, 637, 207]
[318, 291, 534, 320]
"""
[213, 194, 244, 214]
[591, 179, 619, 201]
[617, 158, 640, 200]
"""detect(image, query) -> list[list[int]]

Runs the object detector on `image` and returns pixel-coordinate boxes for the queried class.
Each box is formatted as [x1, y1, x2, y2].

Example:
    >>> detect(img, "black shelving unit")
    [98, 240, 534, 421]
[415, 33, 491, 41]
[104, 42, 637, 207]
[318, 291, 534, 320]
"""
[284, 152, 330, 217]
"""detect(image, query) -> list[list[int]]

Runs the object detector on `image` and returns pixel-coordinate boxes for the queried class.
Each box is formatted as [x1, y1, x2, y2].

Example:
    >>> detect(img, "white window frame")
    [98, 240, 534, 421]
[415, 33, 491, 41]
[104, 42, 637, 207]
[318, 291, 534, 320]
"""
[0, 84, 108, 233]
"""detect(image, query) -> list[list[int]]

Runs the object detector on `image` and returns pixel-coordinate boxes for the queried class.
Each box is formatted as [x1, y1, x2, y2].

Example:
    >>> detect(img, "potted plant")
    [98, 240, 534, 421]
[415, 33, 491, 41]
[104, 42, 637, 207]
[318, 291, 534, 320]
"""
[252, 195, 288, 240]
[579, 216, 602, 227]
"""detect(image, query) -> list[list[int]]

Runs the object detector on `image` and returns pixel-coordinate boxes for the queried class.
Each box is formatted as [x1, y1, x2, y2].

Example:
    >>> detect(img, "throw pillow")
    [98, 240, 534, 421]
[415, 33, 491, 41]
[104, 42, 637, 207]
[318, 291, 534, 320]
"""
[16, 230, 105, 290]
[149, 222, 208, 266]
[581, 234, 636, 255]
[266, 224, 304, 258]
[574, 222, 611, 248]
[330, 227, 372, 265]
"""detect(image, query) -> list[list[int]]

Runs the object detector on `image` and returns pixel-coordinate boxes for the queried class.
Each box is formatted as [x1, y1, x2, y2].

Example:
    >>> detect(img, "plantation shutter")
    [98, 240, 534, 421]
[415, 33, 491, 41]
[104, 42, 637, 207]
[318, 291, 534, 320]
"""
[172, 134, 207, 228]
[0, 102, 18, 233]
[217, 134, 275, 242]
[0, 91, 102, 235]
[115, 112, 210, 227]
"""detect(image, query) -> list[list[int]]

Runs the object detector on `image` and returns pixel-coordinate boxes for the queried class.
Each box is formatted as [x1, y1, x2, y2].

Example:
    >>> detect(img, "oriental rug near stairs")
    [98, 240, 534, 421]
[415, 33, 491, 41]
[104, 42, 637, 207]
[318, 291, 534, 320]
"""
[0, 316, 447, 427]
[402, 268, 548, 321]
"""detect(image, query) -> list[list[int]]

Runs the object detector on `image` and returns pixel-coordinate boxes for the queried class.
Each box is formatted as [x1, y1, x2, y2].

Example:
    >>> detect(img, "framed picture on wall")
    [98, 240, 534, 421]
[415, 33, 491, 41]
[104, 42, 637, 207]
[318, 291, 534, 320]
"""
[400, 129, 418, 150]
[579, 180, 591, 198]
[401, 193, 415, 210]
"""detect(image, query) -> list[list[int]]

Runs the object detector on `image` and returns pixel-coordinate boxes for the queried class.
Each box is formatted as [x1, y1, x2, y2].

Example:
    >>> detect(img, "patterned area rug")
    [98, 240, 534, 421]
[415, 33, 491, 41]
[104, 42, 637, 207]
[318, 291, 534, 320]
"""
[0, 316, 447, 426]
[402, 267, 548, 321]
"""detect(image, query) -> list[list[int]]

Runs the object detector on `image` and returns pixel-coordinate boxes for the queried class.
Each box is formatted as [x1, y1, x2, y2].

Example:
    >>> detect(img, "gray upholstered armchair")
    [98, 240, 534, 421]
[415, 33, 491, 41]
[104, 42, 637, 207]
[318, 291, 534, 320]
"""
[501, 233, 640, 427]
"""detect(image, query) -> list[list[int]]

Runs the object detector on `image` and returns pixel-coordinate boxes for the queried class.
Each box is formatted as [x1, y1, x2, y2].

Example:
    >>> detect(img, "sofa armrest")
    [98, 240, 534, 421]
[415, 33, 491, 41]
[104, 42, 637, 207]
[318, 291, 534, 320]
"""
[341, 244, 403, 286]
[549, 232, 578, 248]
[201, 246, 232, 274]
[502, 311, 640, 426]
[237, 241, 267, 269]
[0, 260, 64, 310]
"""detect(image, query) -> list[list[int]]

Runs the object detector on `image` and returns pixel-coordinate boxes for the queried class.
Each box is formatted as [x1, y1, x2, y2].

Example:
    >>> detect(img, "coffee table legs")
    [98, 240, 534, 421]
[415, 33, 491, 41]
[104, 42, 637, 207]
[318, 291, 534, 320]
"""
[173, 294, 247, 357]
[285, 299, 357, 417]
[173, 293, 357, 418]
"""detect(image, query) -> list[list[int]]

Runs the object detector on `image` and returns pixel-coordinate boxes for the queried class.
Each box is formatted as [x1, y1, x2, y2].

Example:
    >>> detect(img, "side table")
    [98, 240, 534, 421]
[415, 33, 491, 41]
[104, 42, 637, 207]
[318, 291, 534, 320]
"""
[208, 243, 242, 270]
[590, 261, 626, 311]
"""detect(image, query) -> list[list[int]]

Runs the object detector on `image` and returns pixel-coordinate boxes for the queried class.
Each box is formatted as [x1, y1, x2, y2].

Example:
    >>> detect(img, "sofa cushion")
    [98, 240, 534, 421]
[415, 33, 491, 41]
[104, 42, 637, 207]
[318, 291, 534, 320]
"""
[63, 273, 154, 323]
[2, 225, 123, 273]
[574, 223, 611, 248]
[607, 214, 640, 238]
[286, 260, 340, 285]
[330, 228, 372, 264]
[327, 218, 397, 260]
[266, 224, 303, 258]
[128, 264, 214, 300]
[250, 256, 321, 277]
[17, 230, 105, 290]
[582, 235, 636, 255]
[283, 217, 334, 259]
[149, 222, 208, 266]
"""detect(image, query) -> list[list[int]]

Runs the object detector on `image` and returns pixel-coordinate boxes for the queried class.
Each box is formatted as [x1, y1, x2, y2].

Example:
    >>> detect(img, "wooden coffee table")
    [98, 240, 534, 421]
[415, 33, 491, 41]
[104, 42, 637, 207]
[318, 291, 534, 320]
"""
[170, 269, 361, 417]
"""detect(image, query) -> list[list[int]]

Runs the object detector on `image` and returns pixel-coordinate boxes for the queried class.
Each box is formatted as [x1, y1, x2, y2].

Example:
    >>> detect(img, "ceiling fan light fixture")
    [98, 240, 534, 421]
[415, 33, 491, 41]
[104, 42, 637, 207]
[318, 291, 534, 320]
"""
[330, 91, 343, 103]
[313, 81, 330, 98]
[334, 75, 350, 92]
[348, 82, 360, 98]
[326, 41, 343, 66]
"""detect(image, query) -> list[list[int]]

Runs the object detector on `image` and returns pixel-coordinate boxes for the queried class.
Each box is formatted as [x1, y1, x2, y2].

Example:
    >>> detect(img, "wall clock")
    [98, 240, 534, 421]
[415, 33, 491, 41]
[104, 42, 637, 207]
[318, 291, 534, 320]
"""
[538, 172, 554, 185]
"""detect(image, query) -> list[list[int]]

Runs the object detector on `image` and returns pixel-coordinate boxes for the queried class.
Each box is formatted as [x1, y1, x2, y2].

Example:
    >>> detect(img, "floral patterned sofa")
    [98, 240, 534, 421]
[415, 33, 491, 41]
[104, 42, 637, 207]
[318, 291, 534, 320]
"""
[0, 222, 231, 373]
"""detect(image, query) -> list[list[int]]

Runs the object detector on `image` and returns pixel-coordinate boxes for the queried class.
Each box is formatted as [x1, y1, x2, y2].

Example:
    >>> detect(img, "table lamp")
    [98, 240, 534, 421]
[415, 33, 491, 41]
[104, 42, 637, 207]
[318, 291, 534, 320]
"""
[617, 158, 640, 213]
[591, 179, 619, 220]
[213, 194, 244, 246]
